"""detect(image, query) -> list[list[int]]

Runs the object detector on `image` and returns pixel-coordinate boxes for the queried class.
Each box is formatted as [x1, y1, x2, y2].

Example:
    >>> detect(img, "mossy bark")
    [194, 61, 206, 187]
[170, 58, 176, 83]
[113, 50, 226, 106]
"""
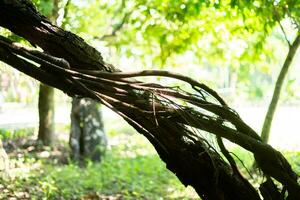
[70, 98, 107, 162]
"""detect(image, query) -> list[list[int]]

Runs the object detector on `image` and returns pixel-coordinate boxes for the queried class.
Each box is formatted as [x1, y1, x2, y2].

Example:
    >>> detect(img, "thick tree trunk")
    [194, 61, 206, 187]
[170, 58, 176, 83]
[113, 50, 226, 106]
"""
[38, 83, 55, 145]
[0, 1, 299, 199]
[261, 33, 300, 143]
[70, 98, 107, 162]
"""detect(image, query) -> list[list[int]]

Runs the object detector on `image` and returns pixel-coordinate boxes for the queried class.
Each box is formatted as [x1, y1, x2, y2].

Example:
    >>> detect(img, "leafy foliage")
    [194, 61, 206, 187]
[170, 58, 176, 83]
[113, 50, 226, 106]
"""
[1, 1, 300, 199]
[57, 0, 300, 101]
[1, 0, 299, 102]
[0, 128, 34, 140]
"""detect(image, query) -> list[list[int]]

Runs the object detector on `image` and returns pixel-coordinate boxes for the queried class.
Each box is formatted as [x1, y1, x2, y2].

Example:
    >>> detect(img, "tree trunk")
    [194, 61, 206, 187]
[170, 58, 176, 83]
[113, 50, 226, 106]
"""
[0, 1, 299, 199]
[261, 33, 300, 143]
[38, 83, 55, 145]
[70, 98, 107, 162]
[58, 0, 107, 162]
[37, 0, 59, 146]
[0, 139, 9, 179]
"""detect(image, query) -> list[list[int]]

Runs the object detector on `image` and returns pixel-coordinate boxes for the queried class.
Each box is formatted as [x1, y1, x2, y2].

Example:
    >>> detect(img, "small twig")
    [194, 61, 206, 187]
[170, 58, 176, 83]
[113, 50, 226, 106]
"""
[60, 0, 71, 28]
[273, 4, 291, 47]
[230, 151, 254, 179]
[278, 20, 291, 47]
[100, 12, 132, 40]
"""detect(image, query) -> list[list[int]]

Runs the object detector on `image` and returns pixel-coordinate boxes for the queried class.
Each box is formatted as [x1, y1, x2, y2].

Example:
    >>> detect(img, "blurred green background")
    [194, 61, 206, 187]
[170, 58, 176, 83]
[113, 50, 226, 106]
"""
[1, 0, 300, 199]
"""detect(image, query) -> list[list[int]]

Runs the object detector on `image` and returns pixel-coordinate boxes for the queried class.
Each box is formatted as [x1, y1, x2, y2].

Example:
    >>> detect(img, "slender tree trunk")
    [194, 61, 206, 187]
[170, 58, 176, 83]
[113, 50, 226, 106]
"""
[38, 83, 55, 145]
[37, 0, 59, 146]
[261, 33, 300, 143]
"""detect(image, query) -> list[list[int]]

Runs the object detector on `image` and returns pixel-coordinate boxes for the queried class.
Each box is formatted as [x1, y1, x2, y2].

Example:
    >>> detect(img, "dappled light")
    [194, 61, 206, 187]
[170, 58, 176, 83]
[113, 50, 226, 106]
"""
[1, 0, 300, 199]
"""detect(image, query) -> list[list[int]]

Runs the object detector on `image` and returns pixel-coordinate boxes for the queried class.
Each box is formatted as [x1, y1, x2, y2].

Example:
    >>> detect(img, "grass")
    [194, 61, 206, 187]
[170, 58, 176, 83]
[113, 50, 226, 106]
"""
[0, 127, 35, 140]
[0, 128, 199, 200]
[1, 121, 300, 199]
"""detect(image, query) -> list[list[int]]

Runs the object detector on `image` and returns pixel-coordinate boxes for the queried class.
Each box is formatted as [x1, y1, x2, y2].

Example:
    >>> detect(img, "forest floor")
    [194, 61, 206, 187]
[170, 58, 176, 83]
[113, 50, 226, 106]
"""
[0, 127, 199, 200]
[1, 133, 299, 200]
[0, 137, 199, 199]
[0, 103, 300, 199]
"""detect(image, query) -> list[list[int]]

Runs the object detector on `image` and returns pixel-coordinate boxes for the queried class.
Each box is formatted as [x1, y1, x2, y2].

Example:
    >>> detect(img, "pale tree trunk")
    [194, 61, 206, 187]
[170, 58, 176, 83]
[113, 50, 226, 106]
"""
[37, 0, 59, 146]
[59, 0, 107, 162]
[70, 98, 107, 162]
[261, 33, 300, 143]
[0, 139, 9, 179]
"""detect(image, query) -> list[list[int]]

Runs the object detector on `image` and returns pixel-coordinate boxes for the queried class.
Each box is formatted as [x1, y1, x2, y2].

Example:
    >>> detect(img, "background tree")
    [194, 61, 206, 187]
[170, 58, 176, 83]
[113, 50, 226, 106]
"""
[36, 0, 58, 146]
[33, 0, 107, 160]
[63, 0, 107, 162]
[95, 0, 300, 144]
[70, 97, 107, 162]
[261, 32, 300, 143]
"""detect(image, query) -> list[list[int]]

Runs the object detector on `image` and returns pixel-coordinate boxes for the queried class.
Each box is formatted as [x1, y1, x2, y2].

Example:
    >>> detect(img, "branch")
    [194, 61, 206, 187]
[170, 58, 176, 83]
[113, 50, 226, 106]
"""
[279, 20, 291, 47]
[99, 11, 132, 40]
[99, 0, 133, 40]
[0, 35, 299, 198]
[0, 1, 299, 198]
[273, 4, 291, 47]
[60, 0, 72, 28]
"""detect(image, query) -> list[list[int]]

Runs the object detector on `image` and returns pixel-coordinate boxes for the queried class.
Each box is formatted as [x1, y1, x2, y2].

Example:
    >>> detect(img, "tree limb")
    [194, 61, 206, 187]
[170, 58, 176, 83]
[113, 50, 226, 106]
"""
[0, 1, 299, 199]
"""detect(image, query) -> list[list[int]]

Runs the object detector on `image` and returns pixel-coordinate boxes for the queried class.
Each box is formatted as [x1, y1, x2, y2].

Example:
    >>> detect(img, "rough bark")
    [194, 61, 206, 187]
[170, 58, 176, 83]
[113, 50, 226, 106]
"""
[0, 0, 111, 72]
[261, 33, 300, 143]
[0, 1, 299, 199]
